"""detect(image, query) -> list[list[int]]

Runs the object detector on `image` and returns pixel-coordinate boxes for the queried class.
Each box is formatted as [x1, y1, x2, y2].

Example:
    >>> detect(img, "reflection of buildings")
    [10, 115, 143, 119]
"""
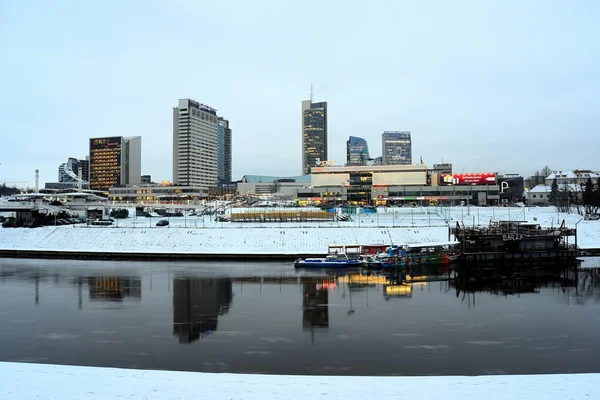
[302, 283, 329, 329]
[88, 276, 142, 301]
[451, 266, 578, 297]
[173, 278, 233, 344]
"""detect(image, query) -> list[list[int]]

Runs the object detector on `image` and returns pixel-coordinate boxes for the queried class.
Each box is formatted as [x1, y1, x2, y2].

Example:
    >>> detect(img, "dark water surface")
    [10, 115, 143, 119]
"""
[1, 258, 600, 376]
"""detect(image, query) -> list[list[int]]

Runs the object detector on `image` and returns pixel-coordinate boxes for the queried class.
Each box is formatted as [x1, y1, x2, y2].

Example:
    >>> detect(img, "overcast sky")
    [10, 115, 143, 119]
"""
[1, 0, 598, 187]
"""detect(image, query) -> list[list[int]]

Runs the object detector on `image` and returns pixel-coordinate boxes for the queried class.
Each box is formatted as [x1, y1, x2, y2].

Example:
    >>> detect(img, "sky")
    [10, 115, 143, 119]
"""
[0, 0, 599, 188]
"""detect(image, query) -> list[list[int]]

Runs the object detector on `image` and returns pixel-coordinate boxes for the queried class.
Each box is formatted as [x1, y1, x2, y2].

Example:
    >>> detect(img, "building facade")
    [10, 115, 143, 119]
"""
[173, 99, 219, 187]
[46, 157, 91, 190]
[382, 131, 412, 165]
[295, 164, 500, 206]
[301, 100, 328, 175]
[346, 136, 370, 166]
[217, 117, 232, 183]
[108, 184, 210, 203]
[89, 136, 141, 191]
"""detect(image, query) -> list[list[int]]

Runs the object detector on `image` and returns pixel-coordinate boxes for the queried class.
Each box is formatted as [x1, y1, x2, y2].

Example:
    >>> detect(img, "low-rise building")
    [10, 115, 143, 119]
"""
[237, 175, 311, 196]
[108, 184, 209, 204]
[545, 170, 599, 186]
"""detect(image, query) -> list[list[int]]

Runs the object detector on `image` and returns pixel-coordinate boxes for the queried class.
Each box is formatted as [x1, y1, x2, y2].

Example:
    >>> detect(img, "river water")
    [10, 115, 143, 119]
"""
[1, 258, 599, 376]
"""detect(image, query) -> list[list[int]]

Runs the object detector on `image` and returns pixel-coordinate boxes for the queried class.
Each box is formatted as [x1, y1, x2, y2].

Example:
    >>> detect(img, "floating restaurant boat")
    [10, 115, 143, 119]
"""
[451, 220, 578, 264]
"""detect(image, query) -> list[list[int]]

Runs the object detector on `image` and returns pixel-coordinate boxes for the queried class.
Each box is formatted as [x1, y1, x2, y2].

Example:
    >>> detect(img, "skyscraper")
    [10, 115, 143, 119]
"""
[217, 117, 232, 183]
[89, 136, 141, 191]
[382, 131, 412, 165]
[346, 136, 370, 166]
[173, 99, 219, 186]
[301, 99, 328, 175]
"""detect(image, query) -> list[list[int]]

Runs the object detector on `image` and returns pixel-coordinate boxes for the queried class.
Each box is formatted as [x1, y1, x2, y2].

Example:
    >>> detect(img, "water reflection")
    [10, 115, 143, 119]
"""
[2, 260, 600, 375]
[88, 277, 142, 302]
[173, 278, 232, 344]
[302, 283, 329, 330]
[452, 266, 578, 297]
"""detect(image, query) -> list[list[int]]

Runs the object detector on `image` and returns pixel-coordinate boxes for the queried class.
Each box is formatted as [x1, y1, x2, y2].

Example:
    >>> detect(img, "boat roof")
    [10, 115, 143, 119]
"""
[405, 240, 459, 248]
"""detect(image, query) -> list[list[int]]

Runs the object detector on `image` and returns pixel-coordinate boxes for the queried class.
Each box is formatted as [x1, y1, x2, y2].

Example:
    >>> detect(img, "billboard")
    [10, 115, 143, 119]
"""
[439, 173, 496, 186]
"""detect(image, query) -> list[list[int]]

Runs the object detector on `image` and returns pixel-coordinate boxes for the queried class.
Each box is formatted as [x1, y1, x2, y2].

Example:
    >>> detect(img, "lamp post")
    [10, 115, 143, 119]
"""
[575, 218, 583, 250]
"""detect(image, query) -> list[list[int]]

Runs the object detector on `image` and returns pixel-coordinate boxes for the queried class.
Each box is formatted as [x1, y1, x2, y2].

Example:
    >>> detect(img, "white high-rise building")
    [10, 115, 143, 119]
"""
[173, 99, 219, 186]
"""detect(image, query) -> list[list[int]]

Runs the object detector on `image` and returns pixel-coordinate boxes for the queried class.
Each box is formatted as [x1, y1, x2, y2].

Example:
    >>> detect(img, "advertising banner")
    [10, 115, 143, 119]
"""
[439, 173, 496, 185]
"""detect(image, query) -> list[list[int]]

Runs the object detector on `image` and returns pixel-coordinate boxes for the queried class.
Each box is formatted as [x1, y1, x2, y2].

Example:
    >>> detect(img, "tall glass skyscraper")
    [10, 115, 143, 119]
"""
[382, 131, 412, 165]
[346, 136, 370, 166]
[301, 100, 328, 175]
[217, 117, 232, 183]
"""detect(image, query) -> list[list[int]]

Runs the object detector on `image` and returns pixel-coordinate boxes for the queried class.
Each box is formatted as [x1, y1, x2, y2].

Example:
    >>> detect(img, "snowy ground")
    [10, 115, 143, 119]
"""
[1, 206, 599, 253]
[0, 361, 596, 400]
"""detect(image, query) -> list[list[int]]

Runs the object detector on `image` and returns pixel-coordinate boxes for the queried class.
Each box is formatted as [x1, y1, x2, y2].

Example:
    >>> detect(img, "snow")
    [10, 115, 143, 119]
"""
[1, 206, 599, 253]
[0, 362, 596, 400]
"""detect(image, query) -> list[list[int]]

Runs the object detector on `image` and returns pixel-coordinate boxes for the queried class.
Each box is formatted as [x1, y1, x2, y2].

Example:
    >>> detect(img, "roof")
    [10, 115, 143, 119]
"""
[241, 175, 311, 184]
[546, 170, 599, 180]
[528, 184, 582, 194]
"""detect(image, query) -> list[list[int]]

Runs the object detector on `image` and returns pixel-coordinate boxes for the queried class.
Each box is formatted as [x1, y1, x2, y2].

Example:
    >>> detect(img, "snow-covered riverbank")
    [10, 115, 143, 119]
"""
[0, 361, 595, 400]
[1, 206, 599, 255]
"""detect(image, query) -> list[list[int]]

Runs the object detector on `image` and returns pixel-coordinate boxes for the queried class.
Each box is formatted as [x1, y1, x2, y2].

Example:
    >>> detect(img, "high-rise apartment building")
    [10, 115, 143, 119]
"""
[173, 99, 218, 186]
[89, 136, 141, 191]
[346, 136, 370, 166]
[382, 131, 412, 165]
[217, 117, 232, 183]
[301, 100, 328, 175]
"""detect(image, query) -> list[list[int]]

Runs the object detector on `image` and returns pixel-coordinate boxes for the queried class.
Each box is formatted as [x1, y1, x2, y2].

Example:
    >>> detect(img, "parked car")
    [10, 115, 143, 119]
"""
[156, 219, 169, 227]
[584, 213, 600, 221]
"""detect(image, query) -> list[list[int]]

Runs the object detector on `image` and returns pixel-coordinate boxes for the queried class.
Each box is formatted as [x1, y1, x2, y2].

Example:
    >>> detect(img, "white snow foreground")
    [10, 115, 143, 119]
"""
[0, 226, 449, 254]
[0, 362, 596, 400]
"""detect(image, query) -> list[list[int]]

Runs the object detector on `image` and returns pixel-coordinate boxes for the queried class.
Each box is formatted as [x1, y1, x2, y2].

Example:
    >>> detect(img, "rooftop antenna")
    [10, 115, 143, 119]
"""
[310, 83, 314, 103]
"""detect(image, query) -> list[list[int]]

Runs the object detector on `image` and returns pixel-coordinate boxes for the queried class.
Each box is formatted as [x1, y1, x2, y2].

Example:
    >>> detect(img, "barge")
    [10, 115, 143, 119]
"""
[451, 220, 578, 265]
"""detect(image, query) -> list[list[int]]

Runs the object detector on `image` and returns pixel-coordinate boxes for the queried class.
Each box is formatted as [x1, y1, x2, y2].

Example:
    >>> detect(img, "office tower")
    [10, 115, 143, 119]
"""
[173, 99, 218, 186]
[382, 131, 412, 165]
[301, 99, 328, 175]
[89, 136, 141, 191]
[346, 136, 370, 166]
[217, 117, 232, 183]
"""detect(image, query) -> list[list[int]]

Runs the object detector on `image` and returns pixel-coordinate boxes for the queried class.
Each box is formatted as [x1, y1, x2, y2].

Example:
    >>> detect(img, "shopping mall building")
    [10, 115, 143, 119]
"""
[297, 164, 501, 206]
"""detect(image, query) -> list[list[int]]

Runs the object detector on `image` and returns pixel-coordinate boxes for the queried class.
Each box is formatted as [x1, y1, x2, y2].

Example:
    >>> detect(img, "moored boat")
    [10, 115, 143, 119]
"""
[361, 241, 460, 269]
[294, 252, 363, 268]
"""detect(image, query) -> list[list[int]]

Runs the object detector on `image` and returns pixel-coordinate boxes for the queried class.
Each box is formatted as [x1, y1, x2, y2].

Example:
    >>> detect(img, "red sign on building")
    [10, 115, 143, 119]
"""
[439, 173, 496, 185]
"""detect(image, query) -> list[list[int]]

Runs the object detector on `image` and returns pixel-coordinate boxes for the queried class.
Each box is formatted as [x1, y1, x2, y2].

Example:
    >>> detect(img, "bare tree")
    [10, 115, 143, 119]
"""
[269, 181, 281, 194]
[540, 166, 552, 180]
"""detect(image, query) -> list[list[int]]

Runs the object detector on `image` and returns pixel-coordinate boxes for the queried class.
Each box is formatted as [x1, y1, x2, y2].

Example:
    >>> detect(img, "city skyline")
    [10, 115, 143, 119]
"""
[1, 1, 598, 187]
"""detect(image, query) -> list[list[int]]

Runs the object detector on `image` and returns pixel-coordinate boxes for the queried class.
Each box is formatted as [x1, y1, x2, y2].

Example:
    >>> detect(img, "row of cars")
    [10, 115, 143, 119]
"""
[1, 216, 86, 228]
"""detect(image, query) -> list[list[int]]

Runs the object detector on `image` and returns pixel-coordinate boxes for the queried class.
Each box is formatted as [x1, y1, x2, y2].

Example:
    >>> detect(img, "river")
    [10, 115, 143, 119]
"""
[1, 258, 599, 376]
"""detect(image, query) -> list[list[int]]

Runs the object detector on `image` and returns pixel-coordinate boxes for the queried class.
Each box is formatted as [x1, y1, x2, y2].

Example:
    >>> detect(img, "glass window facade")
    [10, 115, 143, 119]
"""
[382, 131, 412, 165]
[90, 137, 122, 191]
[302, 101, 327, 175]
[346, 136, 370, 166]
